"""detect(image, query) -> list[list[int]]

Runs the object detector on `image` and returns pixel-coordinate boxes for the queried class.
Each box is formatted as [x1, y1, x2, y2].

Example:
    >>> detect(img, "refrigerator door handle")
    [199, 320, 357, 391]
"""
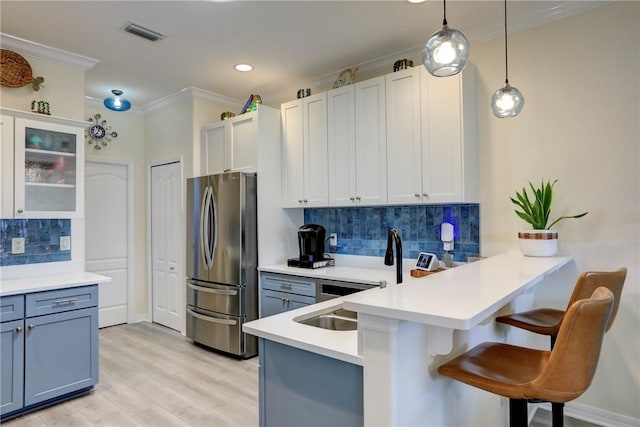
[187, 282, 238, 296]
[187, 308, 237, 326]
[200, 185, 211, 269]
[208, 184, 218, 270]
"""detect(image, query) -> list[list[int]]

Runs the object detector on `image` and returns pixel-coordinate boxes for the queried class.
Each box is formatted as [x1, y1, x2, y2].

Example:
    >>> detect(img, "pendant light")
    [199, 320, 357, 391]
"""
[423, 0, 469, 77]
[491, 0, 524, 118]
[104, 89, 131, 112]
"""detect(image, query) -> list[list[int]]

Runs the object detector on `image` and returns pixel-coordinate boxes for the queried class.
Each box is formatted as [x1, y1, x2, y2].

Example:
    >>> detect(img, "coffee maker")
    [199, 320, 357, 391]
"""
[287, 224, 334, 269]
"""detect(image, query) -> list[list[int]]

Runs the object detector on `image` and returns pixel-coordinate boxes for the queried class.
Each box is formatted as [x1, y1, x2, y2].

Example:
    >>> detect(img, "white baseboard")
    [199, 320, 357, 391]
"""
[535, 402, 640, 427]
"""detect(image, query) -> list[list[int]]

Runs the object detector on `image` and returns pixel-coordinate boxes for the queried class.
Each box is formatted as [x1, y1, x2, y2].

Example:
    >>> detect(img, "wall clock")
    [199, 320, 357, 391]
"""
[333, 68, 357, 89]
[86, 113, 118, 150]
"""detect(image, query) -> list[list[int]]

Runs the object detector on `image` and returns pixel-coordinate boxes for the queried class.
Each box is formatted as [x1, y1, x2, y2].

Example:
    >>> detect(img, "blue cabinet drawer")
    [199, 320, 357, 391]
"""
[261, 290, 315, 317]
[0, 296, 25, 323]
[26, 285, 98, 318]
[262, 274, 316, 297]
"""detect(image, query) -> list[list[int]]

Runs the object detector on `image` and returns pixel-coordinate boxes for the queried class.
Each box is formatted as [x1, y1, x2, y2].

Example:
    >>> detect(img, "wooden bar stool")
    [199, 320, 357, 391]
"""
[496, 268, 626, 348]
[437, 287, 614, 427]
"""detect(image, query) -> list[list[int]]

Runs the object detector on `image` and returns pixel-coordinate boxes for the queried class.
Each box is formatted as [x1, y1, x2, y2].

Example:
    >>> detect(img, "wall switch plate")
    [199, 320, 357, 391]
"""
[329, 233, 337, 247]
[60, 235, 71, 251]
[11, 237, 25, 254]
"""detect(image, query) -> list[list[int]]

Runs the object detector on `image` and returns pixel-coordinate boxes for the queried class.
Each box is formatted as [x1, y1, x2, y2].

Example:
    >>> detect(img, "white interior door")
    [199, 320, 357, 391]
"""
[150, 161, 182, 331]
[85, 160, 131, 328]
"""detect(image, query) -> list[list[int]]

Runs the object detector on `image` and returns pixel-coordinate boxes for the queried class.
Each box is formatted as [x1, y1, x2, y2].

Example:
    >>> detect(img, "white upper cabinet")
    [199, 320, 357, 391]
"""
[420, 66, 478, 204]
[281, 93, 328, 208]
[1, 110, 86, 219]
[280, 65, 477, 208]
[203, 111, 258, 174]
[328, 77, 387, 207]
[385, 66, 478, 205]
[386, 67, 422, 205]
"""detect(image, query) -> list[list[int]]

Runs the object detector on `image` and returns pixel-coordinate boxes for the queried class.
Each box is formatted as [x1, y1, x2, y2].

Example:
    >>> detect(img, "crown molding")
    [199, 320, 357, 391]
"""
[0, 33, 99, 71]
[141, 87, 242, 114]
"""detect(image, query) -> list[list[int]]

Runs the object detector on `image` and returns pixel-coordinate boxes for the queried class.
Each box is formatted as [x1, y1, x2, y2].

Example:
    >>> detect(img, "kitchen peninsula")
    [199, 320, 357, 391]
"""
[244, 252, 572, 426]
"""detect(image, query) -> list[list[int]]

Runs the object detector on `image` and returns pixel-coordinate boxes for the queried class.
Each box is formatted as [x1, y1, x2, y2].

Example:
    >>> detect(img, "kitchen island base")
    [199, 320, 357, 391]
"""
[259, 338, 363, 427]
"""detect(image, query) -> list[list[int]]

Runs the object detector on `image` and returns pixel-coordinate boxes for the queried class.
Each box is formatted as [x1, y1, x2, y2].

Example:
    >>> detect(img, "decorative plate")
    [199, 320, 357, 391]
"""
[0, 49, 45, 91]
[333, 68, 357, 89]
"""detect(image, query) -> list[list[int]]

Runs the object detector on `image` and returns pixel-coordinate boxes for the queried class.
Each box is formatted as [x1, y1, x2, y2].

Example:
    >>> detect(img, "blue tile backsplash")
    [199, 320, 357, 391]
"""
[304, 204, 480, 262]
[0, 219, 71, 266]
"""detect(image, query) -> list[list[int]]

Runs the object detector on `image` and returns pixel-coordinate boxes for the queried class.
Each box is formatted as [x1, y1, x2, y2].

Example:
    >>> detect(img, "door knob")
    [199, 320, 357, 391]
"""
[28, 324, 35, 330]
[15, 326, 22, 333]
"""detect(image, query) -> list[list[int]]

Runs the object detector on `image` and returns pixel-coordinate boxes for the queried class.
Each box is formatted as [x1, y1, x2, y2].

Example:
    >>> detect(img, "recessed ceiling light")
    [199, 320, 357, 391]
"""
[407, 0, 426, 3]
[235, 64, 253, 72]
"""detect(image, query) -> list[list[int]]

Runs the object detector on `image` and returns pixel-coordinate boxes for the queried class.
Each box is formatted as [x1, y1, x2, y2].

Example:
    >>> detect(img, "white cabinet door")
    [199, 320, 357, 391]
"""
[327, 86, 356, 206]
[281, 100, 305, 207]
[281, 94, 328, 208]
[13, 117, 84, 218]
[328, 78, 387, 207]
[385, 67, 422, 205]
[1, 114, 14, 218]
[355, 76, 387, 206]
[228, 113, 257, 172]
[203, 112, 257, 175]
[421, 69, 463, 203]
[203, 121, 226, 175]
[303, 93, 328, 207]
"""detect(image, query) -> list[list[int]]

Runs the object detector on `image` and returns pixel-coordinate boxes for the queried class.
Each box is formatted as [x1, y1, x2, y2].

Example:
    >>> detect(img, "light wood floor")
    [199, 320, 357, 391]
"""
[4, 322, 600, 427]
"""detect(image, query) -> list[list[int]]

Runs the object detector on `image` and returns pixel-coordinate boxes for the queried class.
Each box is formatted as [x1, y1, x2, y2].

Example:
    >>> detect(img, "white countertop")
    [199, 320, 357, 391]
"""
[343, 252, 571, 330]
[0, 272, 112, 296]
[245, 252, 572, 364]
[243, 297, 362, 365]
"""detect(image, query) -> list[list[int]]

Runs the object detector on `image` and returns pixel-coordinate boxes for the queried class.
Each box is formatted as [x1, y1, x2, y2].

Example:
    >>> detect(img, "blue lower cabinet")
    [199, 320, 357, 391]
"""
[0, 319, 25, 416]
[24, 307, 98, 406]
[259, 339, 363, 427]
[0, 284, 98, 420]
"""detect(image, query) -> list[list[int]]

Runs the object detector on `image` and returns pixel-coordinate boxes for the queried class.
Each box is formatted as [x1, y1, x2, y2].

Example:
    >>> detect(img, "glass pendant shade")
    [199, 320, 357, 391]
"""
[492, 0, 524, 118]
[423, 25, 469, 77]
[104, 89, 131, 112]
[491, 82, 524, 118]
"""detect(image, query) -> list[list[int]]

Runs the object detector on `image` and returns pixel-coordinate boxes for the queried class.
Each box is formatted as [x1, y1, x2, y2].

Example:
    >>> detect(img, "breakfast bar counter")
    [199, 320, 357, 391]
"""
[245, 252, 572, 426]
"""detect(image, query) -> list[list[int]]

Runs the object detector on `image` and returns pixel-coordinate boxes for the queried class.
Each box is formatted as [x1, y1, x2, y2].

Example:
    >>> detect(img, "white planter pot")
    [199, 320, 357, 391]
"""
[518, 230, 558, 257]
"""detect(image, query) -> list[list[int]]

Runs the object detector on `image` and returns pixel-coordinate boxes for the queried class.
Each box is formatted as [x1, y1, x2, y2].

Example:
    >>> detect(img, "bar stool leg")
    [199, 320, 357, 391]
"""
[552, 402, 565, 427]
[509, 399, 528, 427]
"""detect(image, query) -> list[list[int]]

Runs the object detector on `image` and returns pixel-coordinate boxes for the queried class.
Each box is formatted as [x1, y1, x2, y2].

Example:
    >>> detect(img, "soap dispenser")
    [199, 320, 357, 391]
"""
[441, 222, 454, 267]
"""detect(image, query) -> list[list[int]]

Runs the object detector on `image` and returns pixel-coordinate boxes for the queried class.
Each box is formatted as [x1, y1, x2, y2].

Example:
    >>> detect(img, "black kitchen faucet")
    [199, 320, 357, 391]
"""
[384, 228, 403, 284]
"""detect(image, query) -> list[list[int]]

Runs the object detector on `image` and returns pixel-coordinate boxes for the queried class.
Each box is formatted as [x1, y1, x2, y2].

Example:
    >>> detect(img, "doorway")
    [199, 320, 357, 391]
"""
[149, 160, 183, 332]
[85, 159, 134, 328]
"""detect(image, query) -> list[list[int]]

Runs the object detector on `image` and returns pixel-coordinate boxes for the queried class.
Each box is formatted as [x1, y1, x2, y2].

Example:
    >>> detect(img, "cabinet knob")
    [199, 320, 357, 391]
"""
[28, 324, 35, 330]
[298, 199, 303, 204]
[349, 197, 355, 201]
[303, 199, 308, 203]
[17, 208, 24, 213]
[414, 193, 421, 198]
[423, 193, 429, 199]
[170, 266, 175, 270]
[356, 196, 361, 201]
[15, 326, 22, 333]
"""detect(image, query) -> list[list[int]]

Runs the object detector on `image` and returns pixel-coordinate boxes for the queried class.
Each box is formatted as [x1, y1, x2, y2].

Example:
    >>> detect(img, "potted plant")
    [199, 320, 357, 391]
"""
[510, 179, 588, 256]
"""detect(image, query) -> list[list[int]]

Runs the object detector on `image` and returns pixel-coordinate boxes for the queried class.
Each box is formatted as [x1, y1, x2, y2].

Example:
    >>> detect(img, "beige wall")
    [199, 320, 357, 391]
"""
[0, 55, 85, 120]
[471, 2, 639, 418]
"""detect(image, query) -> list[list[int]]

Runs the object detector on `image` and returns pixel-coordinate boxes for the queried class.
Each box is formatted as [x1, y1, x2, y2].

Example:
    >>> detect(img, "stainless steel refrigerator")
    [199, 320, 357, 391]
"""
[186, 172, 258, 358]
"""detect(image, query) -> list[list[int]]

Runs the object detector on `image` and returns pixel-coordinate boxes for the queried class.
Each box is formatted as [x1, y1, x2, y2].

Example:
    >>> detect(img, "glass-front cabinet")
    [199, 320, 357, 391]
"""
[3, 111, 86, 218]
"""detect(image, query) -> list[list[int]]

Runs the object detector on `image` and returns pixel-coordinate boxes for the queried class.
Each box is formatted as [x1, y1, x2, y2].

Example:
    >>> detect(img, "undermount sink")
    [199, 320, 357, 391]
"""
[297, 307, 358, 331]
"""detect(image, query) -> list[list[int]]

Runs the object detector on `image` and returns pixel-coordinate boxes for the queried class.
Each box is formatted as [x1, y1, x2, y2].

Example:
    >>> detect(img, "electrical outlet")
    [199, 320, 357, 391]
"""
[60, 235, 71, 251]
[11, 237, 25, 254]
[329, 233, 337, 247]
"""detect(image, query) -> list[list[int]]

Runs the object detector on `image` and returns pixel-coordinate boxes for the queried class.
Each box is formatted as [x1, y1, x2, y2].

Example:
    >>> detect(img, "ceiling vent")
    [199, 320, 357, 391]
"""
[124, 22, 165, 42]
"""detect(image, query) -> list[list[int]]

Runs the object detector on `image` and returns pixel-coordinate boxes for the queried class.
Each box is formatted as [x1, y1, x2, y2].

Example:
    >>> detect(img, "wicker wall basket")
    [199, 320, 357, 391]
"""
[1, 49, 45, 90]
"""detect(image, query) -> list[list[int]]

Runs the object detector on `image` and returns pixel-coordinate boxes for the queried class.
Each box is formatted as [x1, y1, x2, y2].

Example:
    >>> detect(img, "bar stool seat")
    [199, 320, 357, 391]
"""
[438, 287, 614, 427]
[496, 268, 626, 347]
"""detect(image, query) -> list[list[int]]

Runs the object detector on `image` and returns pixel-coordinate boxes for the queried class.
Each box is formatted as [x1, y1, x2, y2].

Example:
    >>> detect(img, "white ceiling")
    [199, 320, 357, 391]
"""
[1, 1, 610, 109]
